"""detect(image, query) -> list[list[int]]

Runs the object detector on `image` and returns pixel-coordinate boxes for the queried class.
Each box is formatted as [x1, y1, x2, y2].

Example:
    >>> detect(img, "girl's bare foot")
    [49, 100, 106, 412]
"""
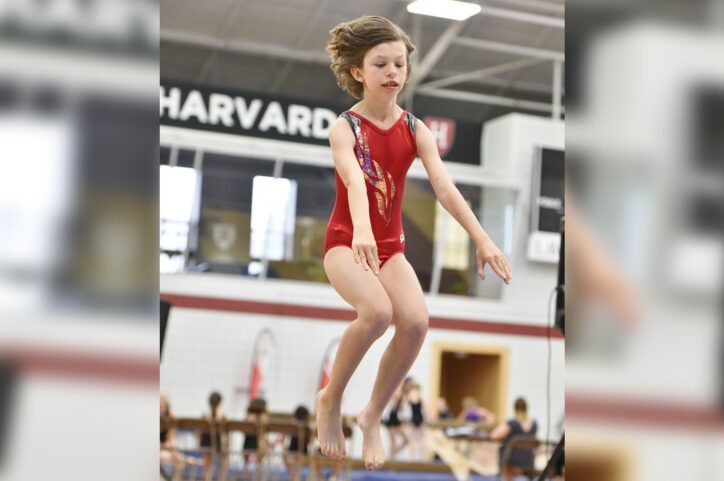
[315, 387, 346, 459]
[357, 407, 385, 470]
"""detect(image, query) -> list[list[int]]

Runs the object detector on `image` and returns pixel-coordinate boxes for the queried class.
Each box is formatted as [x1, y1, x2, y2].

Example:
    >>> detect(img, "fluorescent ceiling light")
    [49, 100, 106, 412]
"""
[407, 0, 482, 21]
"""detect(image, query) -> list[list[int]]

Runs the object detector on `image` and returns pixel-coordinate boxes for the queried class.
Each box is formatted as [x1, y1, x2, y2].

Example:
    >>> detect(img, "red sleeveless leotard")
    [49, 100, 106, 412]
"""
[323, 110, 418, 267]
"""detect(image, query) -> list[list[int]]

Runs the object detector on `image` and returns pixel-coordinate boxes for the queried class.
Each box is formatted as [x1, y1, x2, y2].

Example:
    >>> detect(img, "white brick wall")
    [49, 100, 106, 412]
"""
[480, 113, 565, 322]
[160, 297, 564, 458]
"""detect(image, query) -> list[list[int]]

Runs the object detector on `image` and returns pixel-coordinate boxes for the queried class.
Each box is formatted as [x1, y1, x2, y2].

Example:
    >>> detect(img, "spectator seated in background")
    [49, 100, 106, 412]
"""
[489, 397, 538, 481]
[457, 396, 496, 425]
[435, 397, 454, 422]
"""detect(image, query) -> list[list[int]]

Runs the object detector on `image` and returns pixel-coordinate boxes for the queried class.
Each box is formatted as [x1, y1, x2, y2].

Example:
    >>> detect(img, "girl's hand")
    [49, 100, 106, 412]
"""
[476, 239, 512, 284]
[352, 225, 380, 275]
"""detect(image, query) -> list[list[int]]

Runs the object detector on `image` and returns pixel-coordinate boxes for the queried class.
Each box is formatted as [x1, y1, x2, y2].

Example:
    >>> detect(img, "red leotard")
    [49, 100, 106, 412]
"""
[323, 110, 418, 267]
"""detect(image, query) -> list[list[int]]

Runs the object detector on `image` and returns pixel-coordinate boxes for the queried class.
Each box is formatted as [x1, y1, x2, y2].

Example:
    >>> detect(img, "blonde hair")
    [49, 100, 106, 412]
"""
[326, 16, 415, 99]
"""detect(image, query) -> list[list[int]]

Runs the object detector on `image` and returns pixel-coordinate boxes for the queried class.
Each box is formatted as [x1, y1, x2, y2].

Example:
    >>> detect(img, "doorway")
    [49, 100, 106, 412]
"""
[430, 342, 510, 423]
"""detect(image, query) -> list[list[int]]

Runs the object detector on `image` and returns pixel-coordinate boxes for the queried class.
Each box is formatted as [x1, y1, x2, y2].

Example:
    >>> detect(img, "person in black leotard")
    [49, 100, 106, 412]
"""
[406, 383, 427, 461]
[283, 405, 312, 481]
[490, 397, 538, 481]
[242, 398, 268, 479]
[384, 384, 409, 460]
[199, 391, 227, 481]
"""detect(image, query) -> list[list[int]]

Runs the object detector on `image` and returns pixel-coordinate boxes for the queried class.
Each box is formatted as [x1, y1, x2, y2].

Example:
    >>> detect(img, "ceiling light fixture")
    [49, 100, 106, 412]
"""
[407, 0, 482, 21]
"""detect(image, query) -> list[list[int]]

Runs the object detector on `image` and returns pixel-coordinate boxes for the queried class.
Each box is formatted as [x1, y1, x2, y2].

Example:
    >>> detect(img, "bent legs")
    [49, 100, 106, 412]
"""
[317, 247, 393, 460]
[320, 249, 428, 471]
[358, 254, 429, 469]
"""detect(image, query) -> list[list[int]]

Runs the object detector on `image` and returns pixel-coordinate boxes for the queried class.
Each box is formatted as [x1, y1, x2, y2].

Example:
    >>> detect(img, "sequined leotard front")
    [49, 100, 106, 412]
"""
[323, 110, 418, 267]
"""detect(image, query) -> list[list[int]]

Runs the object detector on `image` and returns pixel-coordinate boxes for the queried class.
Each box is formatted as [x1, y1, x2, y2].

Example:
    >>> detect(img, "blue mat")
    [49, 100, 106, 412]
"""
[349, 471, 495, 481]
[162, 463, 546, 481]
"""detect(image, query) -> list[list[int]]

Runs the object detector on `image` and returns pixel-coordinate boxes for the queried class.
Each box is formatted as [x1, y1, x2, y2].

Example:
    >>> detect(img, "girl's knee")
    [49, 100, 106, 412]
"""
[399, 312, 428, 339]
[360, 303, 393, 338]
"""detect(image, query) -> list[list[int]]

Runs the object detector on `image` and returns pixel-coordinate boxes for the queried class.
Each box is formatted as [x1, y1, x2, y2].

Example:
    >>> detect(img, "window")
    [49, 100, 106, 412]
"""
[160, 164, 198, 273]
[249, 176, 298, 261]
[400, 178, 436, 291]
[265, 163, 337, 283]
[195, 153, 275, 275]
[159, 139, 518, 300]
[432, 183, 516, 299]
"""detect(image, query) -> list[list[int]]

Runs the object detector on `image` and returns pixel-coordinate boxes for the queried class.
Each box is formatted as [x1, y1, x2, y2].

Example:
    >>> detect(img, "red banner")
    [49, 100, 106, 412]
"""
[318, 337, 340, 392]
[249, 328, 274, 401]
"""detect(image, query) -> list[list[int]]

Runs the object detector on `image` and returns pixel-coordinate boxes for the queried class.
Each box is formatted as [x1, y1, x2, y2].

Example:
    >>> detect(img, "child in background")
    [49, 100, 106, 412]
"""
[283, 405, 312, 481]
[384, 385, 409, 460]
[405, 383, 428, 462]
[242, 398, 269, 479]
[160, 393, 181, 468]
[200, 391, 228, 481]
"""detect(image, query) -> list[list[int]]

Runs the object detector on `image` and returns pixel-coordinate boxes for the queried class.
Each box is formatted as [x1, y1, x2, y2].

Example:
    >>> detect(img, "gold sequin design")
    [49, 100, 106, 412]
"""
[353, 124, 395, 226]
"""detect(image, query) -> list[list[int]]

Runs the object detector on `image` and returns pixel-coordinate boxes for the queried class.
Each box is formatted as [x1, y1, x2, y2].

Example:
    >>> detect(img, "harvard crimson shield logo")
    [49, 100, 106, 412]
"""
[423, 117, 456, 157]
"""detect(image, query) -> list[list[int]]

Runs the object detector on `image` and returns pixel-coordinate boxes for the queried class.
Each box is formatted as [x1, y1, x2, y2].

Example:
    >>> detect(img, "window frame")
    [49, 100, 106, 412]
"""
[160, 125, 522, 297]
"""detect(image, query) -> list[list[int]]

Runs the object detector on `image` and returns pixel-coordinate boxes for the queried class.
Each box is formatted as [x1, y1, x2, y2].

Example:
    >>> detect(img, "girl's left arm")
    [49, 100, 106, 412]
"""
[416, 121, 512, 284]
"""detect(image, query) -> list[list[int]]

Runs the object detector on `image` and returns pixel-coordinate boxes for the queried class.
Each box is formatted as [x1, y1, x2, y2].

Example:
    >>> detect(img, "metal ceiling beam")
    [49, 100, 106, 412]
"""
[401, 19, 467, 104]
[431, 69, 559, 94]
[415, 86, 556, 113]
[270, 0, 332, 92]
[161, 29, 330, 64]
[418, 58, 544, 90]
[195, 0, 248, 83]
[453, 36, 564, 61]
[481, 5, 564, 28]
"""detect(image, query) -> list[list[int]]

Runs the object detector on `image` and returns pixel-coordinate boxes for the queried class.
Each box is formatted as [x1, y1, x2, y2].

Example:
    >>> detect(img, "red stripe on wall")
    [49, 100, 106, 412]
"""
[161, 293, 564, 339]
[2, 348, 159, 385]
[567, 393, 724, 430]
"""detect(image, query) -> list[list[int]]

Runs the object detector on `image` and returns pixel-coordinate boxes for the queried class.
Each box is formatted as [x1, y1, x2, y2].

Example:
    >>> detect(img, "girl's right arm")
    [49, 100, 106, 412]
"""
[488, 421, 511, 441]
[329, 118, 380, 274]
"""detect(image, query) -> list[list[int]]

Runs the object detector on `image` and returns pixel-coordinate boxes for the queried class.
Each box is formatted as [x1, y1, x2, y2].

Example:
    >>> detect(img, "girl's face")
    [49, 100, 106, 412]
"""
[352, 40, 408, 98]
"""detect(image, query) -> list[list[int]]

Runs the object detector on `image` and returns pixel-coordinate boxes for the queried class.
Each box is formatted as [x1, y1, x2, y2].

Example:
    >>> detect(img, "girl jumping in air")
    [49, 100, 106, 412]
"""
[317, 15, 512, 471]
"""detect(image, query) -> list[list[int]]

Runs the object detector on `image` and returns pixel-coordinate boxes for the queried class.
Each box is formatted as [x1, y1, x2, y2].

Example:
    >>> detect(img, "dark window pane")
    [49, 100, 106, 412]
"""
[401, 178, 436, 292]
[177, 149, 195, 168]
[436, 184, 516, 299]
[160, 146, 170, 165]
[267, 163, 337, 283]
[195, 154, 275, 274]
